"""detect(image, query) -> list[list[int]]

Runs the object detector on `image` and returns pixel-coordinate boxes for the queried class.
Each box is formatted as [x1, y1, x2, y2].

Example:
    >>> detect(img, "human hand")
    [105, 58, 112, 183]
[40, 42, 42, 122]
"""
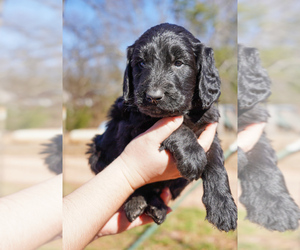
[118, 116, 218, 190]
[198, 122, 218, 152]
[95, 188, 172, 238]
[238, 122, 266, 152]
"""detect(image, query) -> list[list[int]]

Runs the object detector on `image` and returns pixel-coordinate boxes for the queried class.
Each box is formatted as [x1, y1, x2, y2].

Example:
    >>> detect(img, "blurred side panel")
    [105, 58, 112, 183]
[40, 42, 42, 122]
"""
[0, 0, 62, 249]
[238, 0, 300, 248]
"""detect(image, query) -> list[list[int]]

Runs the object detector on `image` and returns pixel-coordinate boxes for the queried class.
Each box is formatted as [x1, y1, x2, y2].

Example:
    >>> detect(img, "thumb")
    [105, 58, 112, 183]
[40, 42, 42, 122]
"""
[198, 122, 218, 152]
[140, 116, 183, 143]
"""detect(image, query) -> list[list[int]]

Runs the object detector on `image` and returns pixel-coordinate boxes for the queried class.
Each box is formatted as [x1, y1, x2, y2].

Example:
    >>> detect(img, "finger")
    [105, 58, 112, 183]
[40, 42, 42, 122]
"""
[198, 122, 218, 152]
[241, 122, 266, 133]
[98, 211, 153, 237]
[160, 187, 172, 205]
[125, 208, 173, 230]
[99, 207, 174, 237]
[238, 122, 266, 152]
[125, 214, 154, 229]
[138, 116, 183, 143]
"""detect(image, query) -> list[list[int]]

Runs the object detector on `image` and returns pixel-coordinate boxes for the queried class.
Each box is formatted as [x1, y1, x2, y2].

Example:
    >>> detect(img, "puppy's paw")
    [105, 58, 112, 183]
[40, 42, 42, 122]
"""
[204, 194, 237, 232]
[145, 203, 168, 225]
[143, 195, 168, 224]
[244, 196, 300, 231]
[161, 126, 207, 182]
[177, 145, 207, 182]
[124, 195, 147, 222]
[240, 171, 300, 231]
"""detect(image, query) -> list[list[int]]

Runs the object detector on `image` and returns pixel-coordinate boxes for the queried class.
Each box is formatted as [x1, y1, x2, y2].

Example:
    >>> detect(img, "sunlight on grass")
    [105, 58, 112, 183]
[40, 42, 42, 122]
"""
[88, 208, 237, 250]
[238, 210, 300, 250]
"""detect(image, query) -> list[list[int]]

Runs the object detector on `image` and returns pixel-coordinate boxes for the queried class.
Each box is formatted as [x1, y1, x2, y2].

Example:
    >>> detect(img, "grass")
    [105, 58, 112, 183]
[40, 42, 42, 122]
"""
[87, 209, 300, 250]
[87, 207, 237, 250]
[238, 210, 300, 250]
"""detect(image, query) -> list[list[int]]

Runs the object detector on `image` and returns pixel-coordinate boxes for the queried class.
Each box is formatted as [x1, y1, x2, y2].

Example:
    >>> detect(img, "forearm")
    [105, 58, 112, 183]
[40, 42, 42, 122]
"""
[0, 174, 62, 249]
[63, 157, 134, 249]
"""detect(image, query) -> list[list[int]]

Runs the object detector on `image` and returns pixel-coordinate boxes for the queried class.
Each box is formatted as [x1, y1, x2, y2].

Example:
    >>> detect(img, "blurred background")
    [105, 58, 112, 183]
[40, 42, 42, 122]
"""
[1, 0, 299, 249]
[63, 0, 238, 249]
[0, 0, 62, 249]
[238, 0, 300, 249]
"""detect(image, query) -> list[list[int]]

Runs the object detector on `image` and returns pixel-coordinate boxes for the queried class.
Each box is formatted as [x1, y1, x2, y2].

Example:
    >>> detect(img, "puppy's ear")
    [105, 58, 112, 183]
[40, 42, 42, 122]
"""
[238, 45, 271, 110]
[195, 44, 221, 109]
[123, 45, 134, 103]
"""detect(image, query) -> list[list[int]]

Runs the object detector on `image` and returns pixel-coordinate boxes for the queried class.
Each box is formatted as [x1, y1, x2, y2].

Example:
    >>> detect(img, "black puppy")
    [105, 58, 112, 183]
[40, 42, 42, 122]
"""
[238, 45, 300, 231]
[88, 23, 237, 232]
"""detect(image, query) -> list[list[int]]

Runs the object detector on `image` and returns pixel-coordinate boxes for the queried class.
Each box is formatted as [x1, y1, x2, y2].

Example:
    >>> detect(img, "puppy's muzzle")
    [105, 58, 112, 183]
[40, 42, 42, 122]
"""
[145, 89, 164, 104]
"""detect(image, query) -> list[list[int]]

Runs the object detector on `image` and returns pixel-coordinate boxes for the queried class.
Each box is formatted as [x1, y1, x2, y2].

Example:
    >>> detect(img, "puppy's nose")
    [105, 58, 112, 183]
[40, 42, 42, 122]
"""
[146, 89, 164, 103]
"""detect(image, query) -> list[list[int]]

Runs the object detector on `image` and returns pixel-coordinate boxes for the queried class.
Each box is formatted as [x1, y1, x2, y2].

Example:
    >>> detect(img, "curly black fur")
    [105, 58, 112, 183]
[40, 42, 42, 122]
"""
[87, 23, 237, 231]
[238, 45, 300, 231]
[41, 135, 62, 174]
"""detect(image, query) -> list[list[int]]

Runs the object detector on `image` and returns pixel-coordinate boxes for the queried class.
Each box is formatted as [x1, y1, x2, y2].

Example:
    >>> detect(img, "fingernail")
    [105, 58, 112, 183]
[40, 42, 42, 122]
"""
[173, 116, 183, 123]
[167, 207, 173, 213]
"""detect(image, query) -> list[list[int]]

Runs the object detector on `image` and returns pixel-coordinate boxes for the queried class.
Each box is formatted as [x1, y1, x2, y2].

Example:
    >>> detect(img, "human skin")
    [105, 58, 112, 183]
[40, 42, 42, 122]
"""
[0, 116, 218, 250]
[238, 123, 266, 152]
[63, 117, 218, 249]
[0, 174, 62, 250]
[97, 121, 218, 238]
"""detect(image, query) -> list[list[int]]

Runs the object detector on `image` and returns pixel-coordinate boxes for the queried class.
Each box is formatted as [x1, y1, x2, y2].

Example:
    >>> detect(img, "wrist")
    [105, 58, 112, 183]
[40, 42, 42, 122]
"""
[107, 157, 137, 193]
[116, 153, 146, 191]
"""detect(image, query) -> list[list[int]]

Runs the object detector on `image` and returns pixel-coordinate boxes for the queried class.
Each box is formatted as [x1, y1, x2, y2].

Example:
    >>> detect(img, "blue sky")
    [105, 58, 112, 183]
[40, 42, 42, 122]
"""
[63, 0, 178, 52]
[0, 0, 62, 70]
[0, 0, 61, 49]
[2, 0, 299, 59]
[238, 0, 300, 48]
[1, 0, 238, 64]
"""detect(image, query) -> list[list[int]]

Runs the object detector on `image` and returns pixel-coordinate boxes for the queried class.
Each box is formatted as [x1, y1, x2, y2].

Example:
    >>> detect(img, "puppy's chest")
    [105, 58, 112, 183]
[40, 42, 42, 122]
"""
[114, 117, 158, 152]
[113, 102, 214, 151]
[183, 117, 206, 135]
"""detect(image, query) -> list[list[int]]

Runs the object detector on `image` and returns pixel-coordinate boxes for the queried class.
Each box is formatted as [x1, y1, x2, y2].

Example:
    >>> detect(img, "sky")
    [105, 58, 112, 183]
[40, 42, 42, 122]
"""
[63, 0, 177, 52]
[2, 0, 300, 61]
[1, 0, 237, 65]
[238, 0, 300, 48]
[0, 0, 62, 106]
[0, 0, 61, 51]
[0, 0, 62, 80]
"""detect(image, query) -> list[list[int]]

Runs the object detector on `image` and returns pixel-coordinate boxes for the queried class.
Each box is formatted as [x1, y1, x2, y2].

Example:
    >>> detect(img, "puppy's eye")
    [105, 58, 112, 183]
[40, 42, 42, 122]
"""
[139, 61, 145, 68]
[174, 60, 183, 67]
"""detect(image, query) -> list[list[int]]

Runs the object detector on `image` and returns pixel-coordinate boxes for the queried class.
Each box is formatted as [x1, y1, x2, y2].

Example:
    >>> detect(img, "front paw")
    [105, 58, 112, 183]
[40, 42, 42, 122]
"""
[124, 195, 147, 222]
[177, 145, 207, 181]
[161, 140, 207, 182]
[242, 193, 300, 231]
[203, 194, 237, 232]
